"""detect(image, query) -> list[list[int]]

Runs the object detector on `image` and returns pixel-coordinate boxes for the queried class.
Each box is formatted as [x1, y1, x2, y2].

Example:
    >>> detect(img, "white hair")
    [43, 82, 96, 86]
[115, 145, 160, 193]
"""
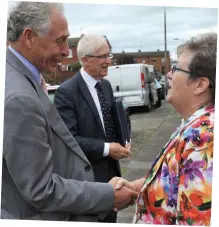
[77, 34, 109, 65]
[7, 2, 64, 42]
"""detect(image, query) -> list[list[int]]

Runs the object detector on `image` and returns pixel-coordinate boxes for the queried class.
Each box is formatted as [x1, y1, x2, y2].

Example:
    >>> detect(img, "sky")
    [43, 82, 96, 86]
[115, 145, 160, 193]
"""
[63, 3, 218, 60]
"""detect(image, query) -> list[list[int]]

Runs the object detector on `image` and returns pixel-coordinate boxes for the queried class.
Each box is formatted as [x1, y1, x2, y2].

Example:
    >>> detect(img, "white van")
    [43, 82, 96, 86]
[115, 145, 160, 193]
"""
[105, 64, 158, 111]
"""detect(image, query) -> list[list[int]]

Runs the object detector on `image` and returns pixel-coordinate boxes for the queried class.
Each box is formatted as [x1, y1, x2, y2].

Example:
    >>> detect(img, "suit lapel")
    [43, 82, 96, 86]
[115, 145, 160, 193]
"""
[78, 73, 105, 135]
[6, 49, 90, 164]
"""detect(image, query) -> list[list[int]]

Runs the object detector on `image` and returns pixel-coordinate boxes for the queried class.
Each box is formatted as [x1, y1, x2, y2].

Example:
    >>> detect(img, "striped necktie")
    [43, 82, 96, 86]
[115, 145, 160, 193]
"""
[40, 74, 48, 95]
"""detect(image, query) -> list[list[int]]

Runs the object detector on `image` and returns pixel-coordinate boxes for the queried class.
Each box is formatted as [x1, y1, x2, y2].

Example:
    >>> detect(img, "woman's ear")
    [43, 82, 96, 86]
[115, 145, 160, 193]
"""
[194, 77, 210, 96]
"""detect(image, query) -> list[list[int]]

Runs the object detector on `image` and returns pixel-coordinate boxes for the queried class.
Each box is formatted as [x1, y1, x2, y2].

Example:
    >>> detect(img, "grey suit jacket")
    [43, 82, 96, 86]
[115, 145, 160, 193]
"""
[1, 49, 114, 221]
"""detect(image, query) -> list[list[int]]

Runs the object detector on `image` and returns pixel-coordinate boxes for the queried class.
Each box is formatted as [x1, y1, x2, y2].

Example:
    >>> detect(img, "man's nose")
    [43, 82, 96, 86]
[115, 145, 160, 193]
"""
[105, 57, 111, 64]
[61, 42, 70, 58]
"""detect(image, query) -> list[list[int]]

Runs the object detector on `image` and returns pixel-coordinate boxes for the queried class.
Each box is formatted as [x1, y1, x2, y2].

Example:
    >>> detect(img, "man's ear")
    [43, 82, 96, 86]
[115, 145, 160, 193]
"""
[22, 28, 38, 48]
[81, 56, 88, 65]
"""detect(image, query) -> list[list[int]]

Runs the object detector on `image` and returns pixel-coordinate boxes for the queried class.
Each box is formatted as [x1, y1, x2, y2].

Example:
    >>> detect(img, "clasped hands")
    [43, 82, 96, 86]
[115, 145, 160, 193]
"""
[108, 176, 145, 211]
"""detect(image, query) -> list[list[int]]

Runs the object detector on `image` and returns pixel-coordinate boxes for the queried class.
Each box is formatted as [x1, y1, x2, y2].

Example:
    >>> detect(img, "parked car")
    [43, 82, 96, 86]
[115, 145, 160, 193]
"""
[47, 85, 131, 134]
[105, 63, 158, 112]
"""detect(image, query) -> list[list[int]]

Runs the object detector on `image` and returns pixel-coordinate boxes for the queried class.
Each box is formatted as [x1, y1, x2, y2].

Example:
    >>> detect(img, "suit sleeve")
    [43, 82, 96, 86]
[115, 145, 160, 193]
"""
[54, 86, 105, 161]
[3, 93, 114, 214]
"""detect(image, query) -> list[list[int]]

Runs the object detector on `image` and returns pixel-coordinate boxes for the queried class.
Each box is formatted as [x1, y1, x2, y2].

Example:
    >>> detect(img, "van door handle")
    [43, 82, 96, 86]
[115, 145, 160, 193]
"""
[116, 85, 120, 91]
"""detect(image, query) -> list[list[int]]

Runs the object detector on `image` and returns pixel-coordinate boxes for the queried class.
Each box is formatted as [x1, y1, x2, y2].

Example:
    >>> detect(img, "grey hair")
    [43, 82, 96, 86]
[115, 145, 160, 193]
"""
[77, 34, 110, 65]
[177, 32, 217, 103]
[7, 1, 64, 42]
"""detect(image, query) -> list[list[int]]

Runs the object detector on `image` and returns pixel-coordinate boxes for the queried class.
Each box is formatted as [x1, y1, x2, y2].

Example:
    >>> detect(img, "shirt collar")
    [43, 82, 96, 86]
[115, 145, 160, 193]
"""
[80, 67, 100, 90]
[8, 45, 41, 84]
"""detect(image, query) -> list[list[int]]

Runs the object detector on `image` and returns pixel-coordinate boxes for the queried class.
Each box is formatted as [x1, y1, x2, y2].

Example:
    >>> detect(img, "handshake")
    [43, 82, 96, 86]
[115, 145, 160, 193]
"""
[108, 176, 145, 211]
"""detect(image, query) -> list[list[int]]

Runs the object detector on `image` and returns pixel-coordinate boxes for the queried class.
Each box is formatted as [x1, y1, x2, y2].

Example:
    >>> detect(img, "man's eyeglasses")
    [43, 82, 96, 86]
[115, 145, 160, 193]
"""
[86, 53, 114, 59]
[171, 66, 193, 75]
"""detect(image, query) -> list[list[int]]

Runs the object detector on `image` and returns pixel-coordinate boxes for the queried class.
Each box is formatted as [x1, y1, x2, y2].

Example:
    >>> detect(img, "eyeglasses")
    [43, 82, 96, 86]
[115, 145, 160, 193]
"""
[171, 66, 193, 75]
[86, 53, 114, 59]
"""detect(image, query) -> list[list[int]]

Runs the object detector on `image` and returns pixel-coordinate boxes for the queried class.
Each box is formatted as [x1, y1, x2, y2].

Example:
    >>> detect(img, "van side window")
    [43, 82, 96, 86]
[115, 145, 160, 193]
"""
[144, 68, 149, 77]
[144, 68, 150, 83]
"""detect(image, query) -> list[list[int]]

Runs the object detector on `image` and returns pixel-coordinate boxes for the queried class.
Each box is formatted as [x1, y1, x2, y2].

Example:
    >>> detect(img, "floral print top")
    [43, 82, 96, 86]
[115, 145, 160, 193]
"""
[133, 105, 214, 225]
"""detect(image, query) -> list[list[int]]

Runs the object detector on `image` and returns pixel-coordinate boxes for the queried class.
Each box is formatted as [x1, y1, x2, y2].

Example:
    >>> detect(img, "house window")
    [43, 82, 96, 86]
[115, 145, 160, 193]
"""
[61, 64, 66, 71]
[68, 65, 72, 71]
[153, 58, 156, 63]
[67, 49, 73, 58]
[142, 59, 145, 63]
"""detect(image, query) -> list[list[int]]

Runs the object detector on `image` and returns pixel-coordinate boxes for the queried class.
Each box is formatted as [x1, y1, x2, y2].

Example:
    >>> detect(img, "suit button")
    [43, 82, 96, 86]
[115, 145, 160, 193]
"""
[85, 165, 91, 171]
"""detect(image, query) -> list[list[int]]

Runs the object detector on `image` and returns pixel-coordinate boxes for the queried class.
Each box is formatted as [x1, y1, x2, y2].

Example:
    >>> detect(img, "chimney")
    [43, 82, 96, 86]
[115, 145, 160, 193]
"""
[157, 49, 160, 51]
[138, 49, 141, 52]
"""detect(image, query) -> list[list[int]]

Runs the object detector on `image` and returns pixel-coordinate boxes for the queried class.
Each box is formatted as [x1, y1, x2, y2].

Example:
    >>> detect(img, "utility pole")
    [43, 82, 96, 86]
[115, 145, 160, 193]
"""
[164, 6, 168, 75]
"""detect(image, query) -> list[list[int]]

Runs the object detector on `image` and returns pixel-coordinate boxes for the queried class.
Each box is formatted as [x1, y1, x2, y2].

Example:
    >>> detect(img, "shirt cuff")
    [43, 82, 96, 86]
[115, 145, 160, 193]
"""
[103, 143, 110, 157]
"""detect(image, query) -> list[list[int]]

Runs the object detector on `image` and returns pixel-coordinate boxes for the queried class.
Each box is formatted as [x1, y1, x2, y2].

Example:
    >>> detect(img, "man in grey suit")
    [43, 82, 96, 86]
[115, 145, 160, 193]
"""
[1, 2, 137, 221]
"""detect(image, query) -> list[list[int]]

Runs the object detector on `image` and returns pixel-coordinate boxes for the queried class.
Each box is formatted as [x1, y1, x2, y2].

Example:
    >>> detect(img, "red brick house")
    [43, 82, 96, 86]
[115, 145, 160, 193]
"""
[111, 50, 171, 74]
[60, 37, 80, 72]
[45, 36, 170, 84]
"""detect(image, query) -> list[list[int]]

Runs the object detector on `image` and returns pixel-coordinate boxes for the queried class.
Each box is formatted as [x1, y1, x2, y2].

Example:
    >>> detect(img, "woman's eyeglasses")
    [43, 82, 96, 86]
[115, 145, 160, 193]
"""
[171, 66, 193, 75]
[171, 66, 212, 88]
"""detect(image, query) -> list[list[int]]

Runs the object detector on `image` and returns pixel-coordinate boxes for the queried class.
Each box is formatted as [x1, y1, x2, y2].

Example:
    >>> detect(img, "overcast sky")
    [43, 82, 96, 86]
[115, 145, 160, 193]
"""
[7, 2, 218, 60]
[64, 3, 218, 60]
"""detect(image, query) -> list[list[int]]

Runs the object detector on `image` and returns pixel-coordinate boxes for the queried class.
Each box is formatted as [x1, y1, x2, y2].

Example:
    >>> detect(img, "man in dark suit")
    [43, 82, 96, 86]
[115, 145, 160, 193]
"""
[54, 34, 131, 223]
[2, 2, 137, 221]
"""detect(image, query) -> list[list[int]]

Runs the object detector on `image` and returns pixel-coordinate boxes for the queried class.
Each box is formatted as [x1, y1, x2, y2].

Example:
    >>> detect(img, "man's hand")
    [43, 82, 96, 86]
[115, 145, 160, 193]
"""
[125, 143, 131, 151]
[109, 143, 131, 160]
[113, 186, 138, 211]
[109, 177, 138, 211]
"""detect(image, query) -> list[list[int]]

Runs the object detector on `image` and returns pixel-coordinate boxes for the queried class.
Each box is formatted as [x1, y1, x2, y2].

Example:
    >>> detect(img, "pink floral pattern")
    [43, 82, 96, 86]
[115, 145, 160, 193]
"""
[134, 105, 214, 225]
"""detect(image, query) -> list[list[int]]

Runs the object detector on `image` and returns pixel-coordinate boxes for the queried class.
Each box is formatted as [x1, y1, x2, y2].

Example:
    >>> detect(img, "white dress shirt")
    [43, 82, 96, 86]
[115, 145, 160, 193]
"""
[80, 68, 110, 157]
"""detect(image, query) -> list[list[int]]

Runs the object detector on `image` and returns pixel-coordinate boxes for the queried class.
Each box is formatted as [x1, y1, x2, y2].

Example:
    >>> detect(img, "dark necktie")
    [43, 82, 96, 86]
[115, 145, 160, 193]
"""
[95, 81, 117, 142]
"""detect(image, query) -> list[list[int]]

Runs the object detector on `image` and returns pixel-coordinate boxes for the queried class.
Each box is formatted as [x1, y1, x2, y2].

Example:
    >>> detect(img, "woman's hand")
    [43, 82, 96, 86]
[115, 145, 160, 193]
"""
[115, 178, 137, 191]
[115, 177, 145, 193]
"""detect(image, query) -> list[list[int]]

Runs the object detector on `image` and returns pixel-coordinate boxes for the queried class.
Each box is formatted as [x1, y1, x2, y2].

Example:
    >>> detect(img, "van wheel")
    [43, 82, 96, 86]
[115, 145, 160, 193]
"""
[145, 98, 152, 112]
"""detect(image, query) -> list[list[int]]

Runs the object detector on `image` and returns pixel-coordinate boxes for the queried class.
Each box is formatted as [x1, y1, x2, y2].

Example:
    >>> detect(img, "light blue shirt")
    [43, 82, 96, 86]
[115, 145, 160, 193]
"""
[80, 68, 110, 157]
[8, 45, 41, 84]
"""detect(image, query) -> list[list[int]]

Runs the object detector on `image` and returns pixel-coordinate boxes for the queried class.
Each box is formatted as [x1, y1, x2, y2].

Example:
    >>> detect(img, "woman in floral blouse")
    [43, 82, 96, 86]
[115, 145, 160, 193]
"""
[115, 33, 216, 225]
